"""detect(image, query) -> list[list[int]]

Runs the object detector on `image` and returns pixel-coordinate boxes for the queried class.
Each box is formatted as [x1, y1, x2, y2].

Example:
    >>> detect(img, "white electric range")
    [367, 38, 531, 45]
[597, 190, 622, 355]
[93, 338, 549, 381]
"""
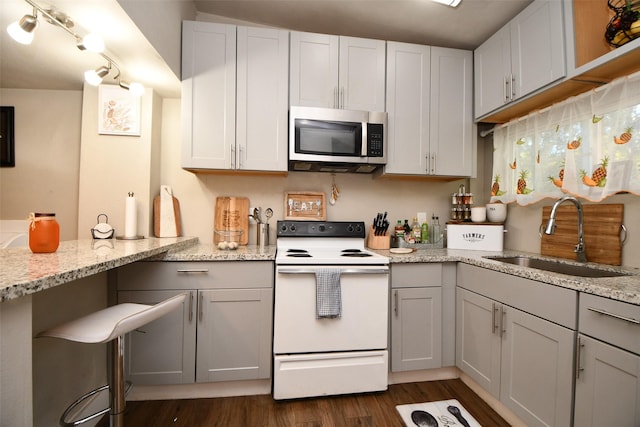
[273, 220, 389, 400]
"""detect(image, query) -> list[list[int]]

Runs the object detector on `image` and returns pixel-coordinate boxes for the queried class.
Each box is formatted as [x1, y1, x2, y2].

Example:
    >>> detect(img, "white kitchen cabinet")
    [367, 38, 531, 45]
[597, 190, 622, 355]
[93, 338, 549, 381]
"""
[574, 293, 640, 427]
[116, 261, 273, 385]
[182, 21, 289, 172]
[390, 264, 443, 372]
[456, 264, 576, 427]
[384, 43, 473, 176]
[289, 31, 386, 111]
[474, 0, 565, 119]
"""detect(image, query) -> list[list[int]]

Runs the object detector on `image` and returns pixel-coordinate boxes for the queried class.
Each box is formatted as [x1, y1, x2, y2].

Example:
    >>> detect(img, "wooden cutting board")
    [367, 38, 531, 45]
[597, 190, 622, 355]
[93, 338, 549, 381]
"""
[153, 195, 182, 237]
[214, 197, 249, 245]
[541, 204, 624, 265]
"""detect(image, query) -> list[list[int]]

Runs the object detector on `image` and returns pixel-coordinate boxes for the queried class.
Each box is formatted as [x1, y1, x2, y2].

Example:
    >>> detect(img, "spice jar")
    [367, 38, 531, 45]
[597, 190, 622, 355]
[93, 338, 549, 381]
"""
[28, 213, 60, 253]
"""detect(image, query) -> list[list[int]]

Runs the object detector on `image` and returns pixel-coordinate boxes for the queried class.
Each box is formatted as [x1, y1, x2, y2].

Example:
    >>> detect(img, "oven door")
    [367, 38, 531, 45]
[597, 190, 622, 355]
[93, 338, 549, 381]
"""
[273, 265, 389, 354]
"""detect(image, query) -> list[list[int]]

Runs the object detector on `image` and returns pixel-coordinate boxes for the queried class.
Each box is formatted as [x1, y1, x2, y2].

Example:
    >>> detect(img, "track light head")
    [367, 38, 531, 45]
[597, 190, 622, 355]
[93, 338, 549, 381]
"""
[7, 12, 38, 45]
[84, 65, 110, 86]
[119, 81, 145, 97]
[77, 33, 104, 53]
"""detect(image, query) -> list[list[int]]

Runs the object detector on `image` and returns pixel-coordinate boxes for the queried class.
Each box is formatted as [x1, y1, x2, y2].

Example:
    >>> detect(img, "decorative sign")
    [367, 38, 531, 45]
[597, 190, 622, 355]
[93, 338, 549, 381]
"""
[98, 84, 141, 136]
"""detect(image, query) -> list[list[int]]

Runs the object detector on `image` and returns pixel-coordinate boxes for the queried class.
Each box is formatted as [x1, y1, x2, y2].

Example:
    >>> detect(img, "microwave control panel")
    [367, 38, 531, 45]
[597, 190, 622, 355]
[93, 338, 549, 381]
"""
[367, 123, 384, 157]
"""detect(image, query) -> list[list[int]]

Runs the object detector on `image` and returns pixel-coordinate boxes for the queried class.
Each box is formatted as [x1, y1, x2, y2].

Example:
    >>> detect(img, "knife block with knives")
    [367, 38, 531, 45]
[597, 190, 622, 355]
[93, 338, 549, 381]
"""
[368, 211, 391, 249]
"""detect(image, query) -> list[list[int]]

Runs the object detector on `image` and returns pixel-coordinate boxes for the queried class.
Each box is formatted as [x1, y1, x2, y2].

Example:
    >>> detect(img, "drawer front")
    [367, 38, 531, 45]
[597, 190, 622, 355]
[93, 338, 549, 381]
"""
[117, 261, 274, 290]
[457, 264, 577, 329]
[580, 293, 640, 355]
[391, 263, 443, 288]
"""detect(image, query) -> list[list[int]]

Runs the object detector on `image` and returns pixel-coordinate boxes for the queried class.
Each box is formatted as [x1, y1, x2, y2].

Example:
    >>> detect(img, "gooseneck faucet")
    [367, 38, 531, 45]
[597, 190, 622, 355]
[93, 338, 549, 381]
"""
[544, 196, 587, 262]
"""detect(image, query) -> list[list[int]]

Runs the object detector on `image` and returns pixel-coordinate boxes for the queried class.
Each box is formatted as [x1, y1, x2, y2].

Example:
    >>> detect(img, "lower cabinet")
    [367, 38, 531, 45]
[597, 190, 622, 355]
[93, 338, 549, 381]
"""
[390, 263, 446, 372]
[456, 264, 576, 427]
[574, 293, 640, 427]
[116, 261, 273, 385]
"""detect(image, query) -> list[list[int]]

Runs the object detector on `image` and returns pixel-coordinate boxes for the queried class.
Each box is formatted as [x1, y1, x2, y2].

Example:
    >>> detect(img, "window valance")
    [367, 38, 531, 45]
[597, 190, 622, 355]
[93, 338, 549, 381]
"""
[491, 71, 640, 205]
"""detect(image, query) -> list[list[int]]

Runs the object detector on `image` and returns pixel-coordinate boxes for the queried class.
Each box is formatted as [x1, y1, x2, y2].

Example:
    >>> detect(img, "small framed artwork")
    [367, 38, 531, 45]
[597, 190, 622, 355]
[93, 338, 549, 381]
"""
[98, 84, 141, 136]
[0, 106, 15, 167]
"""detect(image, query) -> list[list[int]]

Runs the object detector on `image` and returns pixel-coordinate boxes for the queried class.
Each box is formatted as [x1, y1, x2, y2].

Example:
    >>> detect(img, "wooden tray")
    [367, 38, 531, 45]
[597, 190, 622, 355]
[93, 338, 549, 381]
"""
[214, 197, 249, 245]
[541, 203, 624, 265]
[284, 192, 326, 220]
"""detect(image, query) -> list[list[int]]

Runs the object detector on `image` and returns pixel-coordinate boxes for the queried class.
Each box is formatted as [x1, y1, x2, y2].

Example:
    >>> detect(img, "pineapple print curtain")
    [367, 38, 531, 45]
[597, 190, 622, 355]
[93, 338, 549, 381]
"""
[491, 71, 640, 206]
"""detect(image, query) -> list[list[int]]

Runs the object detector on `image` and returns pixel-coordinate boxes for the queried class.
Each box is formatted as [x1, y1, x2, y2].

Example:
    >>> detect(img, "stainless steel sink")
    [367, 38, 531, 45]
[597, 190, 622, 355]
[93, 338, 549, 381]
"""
[485, 256, 629, 278]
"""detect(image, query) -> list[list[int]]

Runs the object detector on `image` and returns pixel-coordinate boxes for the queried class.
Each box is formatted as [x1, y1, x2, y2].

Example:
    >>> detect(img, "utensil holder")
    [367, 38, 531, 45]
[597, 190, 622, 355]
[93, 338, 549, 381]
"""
[367, 227, 390, 250]
[257, 223, 269, 248]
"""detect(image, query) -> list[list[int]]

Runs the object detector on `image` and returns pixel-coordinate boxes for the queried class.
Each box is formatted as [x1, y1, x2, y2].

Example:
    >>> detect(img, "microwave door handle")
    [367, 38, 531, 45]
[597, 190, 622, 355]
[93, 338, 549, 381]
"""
[361, 122, 368, 156]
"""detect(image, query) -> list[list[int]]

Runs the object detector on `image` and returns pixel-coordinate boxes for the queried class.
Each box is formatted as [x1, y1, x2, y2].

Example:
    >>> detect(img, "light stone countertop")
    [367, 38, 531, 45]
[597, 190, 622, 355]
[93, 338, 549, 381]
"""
[2, 239, 639, 305]
[0, 237, 198, 302]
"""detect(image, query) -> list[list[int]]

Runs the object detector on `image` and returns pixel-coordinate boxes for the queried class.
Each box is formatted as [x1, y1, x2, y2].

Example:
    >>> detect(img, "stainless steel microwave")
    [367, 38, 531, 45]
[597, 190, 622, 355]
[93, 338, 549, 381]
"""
[289, 106, 387, 173]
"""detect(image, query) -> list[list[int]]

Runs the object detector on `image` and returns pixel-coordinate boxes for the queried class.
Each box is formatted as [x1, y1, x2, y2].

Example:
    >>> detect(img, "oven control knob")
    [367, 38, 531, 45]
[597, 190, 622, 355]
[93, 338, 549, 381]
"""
[355, 224, 362, 233]
[347, 224, 354, 232]
[289, 224, 296, 232]
[319, 225, 325, 232]
[280, 224, 288, 233]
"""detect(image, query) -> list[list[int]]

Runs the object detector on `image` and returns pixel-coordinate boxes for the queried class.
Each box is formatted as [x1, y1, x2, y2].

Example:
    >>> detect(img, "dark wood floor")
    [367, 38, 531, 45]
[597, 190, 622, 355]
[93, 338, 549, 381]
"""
[98, 379, 510, 426]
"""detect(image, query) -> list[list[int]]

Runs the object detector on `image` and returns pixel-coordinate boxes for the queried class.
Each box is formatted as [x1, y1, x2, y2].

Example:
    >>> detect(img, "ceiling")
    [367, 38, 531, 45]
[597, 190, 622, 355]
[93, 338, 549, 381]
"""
[0, 0, 533, 99]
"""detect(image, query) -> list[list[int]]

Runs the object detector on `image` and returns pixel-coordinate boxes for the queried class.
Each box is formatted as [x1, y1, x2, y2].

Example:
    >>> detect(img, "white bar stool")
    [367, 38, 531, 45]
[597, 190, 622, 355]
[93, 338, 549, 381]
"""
[37, 293, 187, 427]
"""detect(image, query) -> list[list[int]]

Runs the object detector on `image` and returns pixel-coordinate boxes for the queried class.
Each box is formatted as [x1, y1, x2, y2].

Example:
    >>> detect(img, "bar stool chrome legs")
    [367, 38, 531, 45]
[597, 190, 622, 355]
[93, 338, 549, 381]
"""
[38, 293, 187, 427]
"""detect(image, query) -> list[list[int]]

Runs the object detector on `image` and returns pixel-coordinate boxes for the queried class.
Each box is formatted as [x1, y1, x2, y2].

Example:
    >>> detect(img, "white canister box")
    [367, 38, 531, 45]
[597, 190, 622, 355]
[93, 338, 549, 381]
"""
[447, 224, 504, 251]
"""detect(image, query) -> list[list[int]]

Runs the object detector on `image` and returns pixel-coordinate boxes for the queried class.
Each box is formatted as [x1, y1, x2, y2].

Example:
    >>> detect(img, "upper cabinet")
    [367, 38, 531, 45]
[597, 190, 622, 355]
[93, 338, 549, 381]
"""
[474, 0, 565, 119]
[385, 42, 473, 177]
[290, 32, 386, 111]
[182, 21, 289, 172]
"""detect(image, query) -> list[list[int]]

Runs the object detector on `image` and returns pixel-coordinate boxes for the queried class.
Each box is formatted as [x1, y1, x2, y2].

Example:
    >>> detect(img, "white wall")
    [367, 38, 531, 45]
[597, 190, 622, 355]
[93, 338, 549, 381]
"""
[0, 89, 81, 241]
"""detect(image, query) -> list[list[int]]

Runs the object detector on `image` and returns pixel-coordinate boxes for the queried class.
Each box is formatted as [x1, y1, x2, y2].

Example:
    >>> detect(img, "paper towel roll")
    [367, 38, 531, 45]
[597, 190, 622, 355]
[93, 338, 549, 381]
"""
[125, 193, 137, 238]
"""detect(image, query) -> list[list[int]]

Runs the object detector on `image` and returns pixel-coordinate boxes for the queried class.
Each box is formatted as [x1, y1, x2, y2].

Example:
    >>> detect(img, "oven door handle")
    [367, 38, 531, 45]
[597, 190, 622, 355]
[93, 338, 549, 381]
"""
[277, 268, 389, 275]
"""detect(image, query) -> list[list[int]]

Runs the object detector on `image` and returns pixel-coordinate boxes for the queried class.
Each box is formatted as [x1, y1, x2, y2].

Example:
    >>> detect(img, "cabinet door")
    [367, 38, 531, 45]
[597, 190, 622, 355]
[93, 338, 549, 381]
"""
[455, 288, 501, 398]
[574, 334, 640, 427]
[196, 288, 273, 382]
[429, 47, 473, 177]
[236, 27, 289, 171]
[473, 25, 511, 119]
[118, 290, 196, 385]
[181, 21, 236, 169]
[500, 306, 574, 427]
[510, 0, 565, 100]
[391, 287, 442, 372]
[384, 41, 430, 175]
[289, 32, 339, 108]
[338, 36, 386, 111]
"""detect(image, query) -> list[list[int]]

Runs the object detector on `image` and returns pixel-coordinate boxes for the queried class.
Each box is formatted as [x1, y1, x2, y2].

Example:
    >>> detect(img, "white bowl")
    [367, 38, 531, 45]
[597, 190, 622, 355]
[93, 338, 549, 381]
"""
[486, 203, 507, 223]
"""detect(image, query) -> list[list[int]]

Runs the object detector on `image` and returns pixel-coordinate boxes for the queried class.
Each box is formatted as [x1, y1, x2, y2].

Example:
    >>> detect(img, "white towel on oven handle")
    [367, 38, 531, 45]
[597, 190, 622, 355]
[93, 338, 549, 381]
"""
[315, 268, 342, 319]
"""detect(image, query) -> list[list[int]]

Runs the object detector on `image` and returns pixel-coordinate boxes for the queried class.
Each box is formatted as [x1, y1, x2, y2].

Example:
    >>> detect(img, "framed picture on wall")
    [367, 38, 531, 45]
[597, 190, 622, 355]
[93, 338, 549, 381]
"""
[98, 84, 141, 136]
[0, 106, 15, 167]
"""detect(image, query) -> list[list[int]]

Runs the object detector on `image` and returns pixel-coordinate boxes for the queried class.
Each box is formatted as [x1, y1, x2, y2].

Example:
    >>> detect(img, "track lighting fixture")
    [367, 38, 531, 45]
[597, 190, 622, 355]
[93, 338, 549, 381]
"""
[7, 0, 144, 94]
[6, 8, 38, 45]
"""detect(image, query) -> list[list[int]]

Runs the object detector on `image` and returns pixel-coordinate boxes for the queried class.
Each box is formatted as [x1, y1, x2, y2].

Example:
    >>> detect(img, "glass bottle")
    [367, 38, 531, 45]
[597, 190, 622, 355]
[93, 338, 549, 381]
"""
[421, 221, 429, 243]
[28, 212, 60, 253]
[411, 217, 421, 243]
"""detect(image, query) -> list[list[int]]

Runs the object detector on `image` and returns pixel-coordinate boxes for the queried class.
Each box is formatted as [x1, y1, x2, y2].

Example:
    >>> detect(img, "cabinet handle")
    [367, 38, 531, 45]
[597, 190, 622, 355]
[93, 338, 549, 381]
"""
[177, 269, 209, 273]
[239, 145, 244, 169]
[199, 292, 204, 323]
[492, 302, 499, 335]
[230, 145, 236, 169]
[504, 77, 510, 103]
[575, 335, 584, 379]
[394, 290, 399, 317]
[510, 74, 516, 100]
[188, 291, 194, 322]
[431, 154, 436, 175]
[499, 306, 506, 338]
[587, 307, 640, 325]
